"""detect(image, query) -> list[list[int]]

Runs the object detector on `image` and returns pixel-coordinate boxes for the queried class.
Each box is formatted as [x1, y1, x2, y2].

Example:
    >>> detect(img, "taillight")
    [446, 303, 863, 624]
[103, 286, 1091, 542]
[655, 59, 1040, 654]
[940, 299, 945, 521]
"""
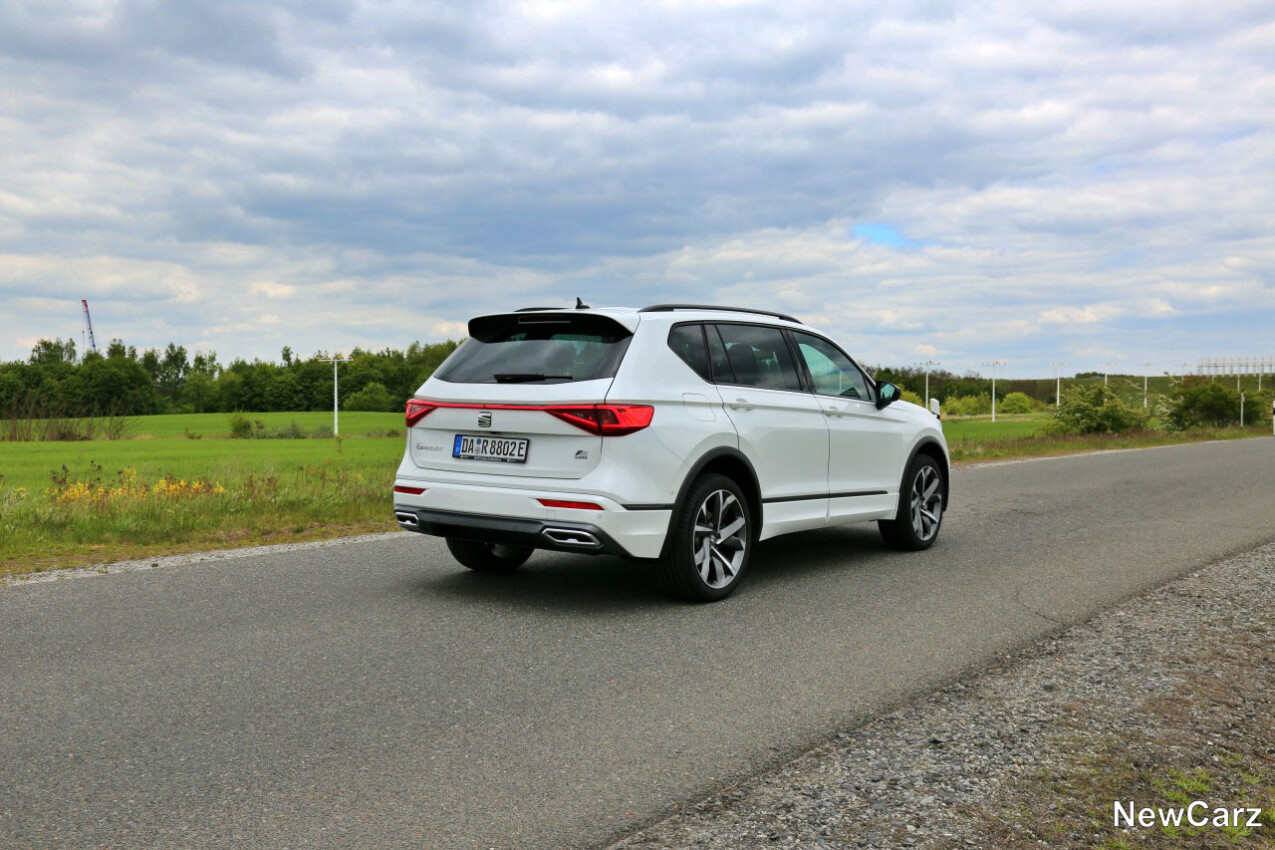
[537, 498, 603, 510]
[545, 404, 654, 436]
[406, 399, 436, 427]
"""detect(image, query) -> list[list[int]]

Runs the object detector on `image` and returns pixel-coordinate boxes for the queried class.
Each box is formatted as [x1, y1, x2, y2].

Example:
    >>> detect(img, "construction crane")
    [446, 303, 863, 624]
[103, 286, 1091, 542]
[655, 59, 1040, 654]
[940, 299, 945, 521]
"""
[81, 299, 99, 355]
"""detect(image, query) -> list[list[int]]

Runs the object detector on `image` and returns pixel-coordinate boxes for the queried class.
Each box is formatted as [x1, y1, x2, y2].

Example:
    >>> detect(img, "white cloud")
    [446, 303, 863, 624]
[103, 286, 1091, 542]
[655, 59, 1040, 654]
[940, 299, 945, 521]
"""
[0, 0, 1271, 374]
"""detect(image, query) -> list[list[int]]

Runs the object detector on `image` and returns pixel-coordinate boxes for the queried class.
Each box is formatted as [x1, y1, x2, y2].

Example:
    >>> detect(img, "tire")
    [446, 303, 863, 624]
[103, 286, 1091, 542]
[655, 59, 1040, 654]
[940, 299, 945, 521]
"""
[445, 537, 534, 573]
[659, 473, 752, 602]
[879, 453, 945, 551]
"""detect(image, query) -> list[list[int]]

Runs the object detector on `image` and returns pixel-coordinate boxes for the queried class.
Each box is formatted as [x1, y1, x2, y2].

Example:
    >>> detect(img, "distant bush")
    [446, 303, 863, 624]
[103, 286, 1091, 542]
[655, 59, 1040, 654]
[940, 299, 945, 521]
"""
[1166, 382, 1266, 429]
[343, 382, 395, 412]
[228, 412, 253, 438]
[943, 394, 992, 416]
[275, 419, 307, 439]
[1047, 384, 1148, 435]
[900, 389, 924, 406]
[999, 392, 1035, 414]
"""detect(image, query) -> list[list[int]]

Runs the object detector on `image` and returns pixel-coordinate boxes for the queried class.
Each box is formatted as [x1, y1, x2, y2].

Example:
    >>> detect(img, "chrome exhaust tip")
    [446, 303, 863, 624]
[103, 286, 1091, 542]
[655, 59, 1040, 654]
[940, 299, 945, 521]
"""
[395, 511, 420, 528]
[541, 528, 601, 548]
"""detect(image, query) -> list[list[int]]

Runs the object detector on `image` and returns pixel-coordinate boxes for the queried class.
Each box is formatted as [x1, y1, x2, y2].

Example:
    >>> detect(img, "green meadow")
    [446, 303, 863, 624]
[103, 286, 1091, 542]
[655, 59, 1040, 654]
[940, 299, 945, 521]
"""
[0, 414, 406, 575]
[121, 410, 403, 439]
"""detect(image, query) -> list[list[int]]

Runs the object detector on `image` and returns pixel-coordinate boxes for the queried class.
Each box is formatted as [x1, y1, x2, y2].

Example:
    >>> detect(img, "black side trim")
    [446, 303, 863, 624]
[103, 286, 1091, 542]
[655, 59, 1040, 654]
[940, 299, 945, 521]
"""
[621, 503, 674, 511]
[763, 489, 888, 504]
[393, 506, 632, 557]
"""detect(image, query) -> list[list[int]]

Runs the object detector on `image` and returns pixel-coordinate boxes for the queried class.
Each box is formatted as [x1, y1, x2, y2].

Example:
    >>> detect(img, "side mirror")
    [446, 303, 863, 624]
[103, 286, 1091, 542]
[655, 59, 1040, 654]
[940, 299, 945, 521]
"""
[875, 381, 900, 410]
[929, 398, 941, 419]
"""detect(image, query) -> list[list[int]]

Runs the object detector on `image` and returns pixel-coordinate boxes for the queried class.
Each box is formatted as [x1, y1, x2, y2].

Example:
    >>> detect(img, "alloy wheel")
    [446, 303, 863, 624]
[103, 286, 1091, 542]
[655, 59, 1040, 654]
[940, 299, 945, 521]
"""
[692, 489, 748, 589]
[910, 465, 943, 542]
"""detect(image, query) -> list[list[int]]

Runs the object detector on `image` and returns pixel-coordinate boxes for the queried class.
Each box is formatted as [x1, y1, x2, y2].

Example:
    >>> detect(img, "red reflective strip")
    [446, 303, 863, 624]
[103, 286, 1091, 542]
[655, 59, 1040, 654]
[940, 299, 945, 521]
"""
[538, 498, 603, 511]
[394, 485, 426, 495]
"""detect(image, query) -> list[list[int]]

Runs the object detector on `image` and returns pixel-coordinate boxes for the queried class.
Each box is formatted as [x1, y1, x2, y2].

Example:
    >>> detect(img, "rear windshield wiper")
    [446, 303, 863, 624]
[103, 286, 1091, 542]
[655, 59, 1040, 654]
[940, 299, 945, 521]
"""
[492, 373, 574, 383]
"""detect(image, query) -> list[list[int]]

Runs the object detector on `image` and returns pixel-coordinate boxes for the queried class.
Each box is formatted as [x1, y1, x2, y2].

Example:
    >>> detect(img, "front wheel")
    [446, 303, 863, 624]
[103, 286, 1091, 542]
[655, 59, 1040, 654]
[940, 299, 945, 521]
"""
[445, 538, 533, 573]
[659, 474, 752, 602]
[879, 454, 945, 551]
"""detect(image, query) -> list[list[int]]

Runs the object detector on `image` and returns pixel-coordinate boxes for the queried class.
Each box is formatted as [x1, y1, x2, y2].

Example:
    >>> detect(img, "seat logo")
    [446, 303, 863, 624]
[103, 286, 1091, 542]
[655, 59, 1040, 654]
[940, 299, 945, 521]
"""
[478, 411, 492, 428]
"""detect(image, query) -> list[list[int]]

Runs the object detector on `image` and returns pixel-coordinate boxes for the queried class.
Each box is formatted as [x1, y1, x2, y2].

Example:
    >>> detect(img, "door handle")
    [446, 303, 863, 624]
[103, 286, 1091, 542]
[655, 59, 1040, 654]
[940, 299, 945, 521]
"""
[730, 398, 755, 411]
[823, 406, 845, 418]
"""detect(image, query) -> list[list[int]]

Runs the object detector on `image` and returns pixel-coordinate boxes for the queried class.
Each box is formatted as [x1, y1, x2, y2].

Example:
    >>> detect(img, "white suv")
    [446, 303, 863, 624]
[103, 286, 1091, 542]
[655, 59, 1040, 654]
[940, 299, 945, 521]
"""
[393, 303, 948, 601]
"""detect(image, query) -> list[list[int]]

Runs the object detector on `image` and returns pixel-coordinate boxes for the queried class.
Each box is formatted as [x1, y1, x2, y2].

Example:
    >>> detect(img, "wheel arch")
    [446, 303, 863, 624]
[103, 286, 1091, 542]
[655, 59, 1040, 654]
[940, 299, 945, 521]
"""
[905, 438, 950, 507]
[669, 446, 763, 539]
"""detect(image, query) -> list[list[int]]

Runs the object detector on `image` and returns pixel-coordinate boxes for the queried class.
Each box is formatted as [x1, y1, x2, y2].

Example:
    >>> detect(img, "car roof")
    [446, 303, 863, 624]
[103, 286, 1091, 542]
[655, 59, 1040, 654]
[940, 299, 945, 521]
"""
[509, 303, 805, 330]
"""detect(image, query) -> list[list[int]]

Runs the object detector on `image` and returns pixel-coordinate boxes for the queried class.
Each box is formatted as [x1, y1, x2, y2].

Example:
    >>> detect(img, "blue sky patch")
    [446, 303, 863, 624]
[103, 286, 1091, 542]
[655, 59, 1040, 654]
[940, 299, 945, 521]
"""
[853, 223, 921, 249]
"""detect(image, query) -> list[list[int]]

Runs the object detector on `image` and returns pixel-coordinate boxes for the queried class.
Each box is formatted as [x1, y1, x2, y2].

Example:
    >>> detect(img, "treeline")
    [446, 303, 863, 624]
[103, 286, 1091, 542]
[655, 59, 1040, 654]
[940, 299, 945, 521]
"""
[0, 338, 461, 417]
[871, 364, 1063, 404]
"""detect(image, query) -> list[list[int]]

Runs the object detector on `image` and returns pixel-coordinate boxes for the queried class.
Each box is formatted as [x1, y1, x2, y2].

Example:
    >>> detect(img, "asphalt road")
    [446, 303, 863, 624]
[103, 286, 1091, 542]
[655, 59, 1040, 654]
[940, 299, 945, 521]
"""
[3, 438, 1273, 849]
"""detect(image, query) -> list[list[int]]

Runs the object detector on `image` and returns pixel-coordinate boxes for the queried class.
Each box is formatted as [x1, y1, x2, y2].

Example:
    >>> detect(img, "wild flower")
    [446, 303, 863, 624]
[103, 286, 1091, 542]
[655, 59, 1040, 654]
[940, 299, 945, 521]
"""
[47, 466, 226, 506]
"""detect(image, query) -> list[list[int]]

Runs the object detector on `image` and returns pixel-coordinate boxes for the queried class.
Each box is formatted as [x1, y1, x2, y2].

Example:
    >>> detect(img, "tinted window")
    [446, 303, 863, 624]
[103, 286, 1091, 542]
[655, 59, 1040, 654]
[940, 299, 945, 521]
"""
[706, 324, 734, 383]
[435, 313, 632, 384]
[713, 324, 803, 392]
[793, 332, 872, 400]
[667, 324, 711, 381]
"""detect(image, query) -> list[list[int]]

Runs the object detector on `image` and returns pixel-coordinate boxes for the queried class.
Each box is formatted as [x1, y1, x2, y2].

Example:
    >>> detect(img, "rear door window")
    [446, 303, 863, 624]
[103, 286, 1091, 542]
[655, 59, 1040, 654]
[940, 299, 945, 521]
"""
[712, 324, 803, 392]
[435, 313, 632, 384]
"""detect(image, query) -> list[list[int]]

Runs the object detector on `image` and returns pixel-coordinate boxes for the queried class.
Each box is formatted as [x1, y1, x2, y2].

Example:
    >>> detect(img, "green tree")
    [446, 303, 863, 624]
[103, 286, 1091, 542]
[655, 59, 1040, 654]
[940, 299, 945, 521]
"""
[78, 356, 158, 415]
[343, 381, 395, 411]
[30, 338, 77, 366]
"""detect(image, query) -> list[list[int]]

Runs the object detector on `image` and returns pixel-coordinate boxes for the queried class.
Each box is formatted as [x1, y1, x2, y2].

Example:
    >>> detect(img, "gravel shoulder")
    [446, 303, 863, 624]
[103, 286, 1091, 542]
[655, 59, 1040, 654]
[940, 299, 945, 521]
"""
[611, 542, 1275, 849]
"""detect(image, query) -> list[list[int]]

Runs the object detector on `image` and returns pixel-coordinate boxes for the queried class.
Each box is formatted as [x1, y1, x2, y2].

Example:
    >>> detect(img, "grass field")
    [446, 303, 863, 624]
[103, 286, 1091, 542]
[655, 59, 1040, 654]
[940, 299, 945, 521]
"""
[120, 410, 404, 438]
[0, 432, 404, 576]
[1, 409, 1270, 577]
[941, 414, 1051, 442]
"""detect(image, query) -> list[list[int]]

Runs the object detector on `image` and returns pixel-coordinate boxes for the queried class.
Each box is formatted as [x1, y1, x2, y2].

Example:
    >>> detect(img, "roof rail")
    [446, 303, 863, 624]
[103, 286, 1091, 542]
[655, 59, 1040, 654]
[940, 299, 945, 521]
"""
[638, 304, 802, 324]
[514, 306, 561, 312]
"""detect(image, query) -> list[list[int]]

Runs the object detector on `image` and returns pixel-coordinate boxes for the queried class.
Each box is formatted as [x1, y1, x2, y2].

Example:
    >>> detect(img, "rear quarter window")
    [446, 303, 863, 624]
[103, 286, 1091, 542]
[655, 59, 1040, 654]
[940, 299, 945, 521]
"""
[435, 313, 633, 384]
[667, 324, 711, 381]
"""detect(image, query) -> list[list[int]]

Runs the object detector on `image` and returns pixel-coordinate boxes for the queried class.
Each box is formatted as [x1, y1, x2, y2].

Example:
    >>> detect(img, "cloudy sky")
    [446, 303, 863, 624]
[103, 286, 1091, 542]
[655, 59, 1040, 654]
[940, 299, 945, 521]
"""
[2, 0, 1272, 376]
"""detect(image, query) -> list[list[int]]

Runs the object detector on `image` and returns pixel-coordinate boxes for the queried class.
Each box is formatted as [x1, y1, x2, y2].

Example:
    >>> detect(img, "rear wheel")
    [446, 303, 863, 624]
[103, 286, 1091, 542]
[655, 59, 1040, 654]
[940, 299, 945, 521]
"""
[879, 454, 945, 551]
[660, 474, 752, 602]
[446, 538, 533, 573]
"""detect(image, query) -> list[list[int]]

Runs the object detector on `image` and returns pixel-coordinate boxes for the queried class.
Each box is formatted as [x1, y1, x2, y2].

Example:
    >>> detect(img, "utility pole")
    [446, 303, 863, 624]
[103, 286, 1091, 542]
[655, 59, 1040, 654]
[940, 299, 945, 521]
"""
[1051, 362, 1068, 407]
[920, 360, 941, 407]
[1100, 362, 1116, 386]
[319, 355, 347, 435]
[982, 360, 1006, 422]
[1140, 362, 1154, 408]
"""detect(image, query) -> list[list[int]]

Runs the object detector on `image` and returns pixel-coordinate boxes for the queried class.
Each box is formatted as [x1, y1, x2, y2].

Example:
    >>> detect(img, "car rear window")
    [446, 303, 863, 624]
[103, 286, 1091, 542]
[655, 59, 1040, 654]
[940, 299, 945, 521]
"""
[434, 313, 633, 384]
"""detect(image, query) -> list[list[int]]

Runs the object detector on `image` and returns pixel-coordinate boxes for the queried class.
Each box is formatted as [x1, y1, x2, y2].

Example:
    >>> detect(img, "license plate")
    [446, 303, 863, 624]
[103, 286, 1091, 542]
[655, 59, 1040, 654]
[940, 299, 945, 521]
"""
[452, 434, 529, 463]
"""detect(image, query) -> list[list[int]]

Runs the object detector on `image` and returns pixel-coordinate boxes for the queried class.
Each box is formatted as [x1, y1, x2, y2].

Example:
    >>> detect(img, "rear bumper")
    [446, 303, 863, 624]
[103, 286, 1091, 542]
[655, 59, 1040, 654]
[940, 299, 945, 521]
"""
[394, 505, 635, 557]
[392, 474, 674, 558]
